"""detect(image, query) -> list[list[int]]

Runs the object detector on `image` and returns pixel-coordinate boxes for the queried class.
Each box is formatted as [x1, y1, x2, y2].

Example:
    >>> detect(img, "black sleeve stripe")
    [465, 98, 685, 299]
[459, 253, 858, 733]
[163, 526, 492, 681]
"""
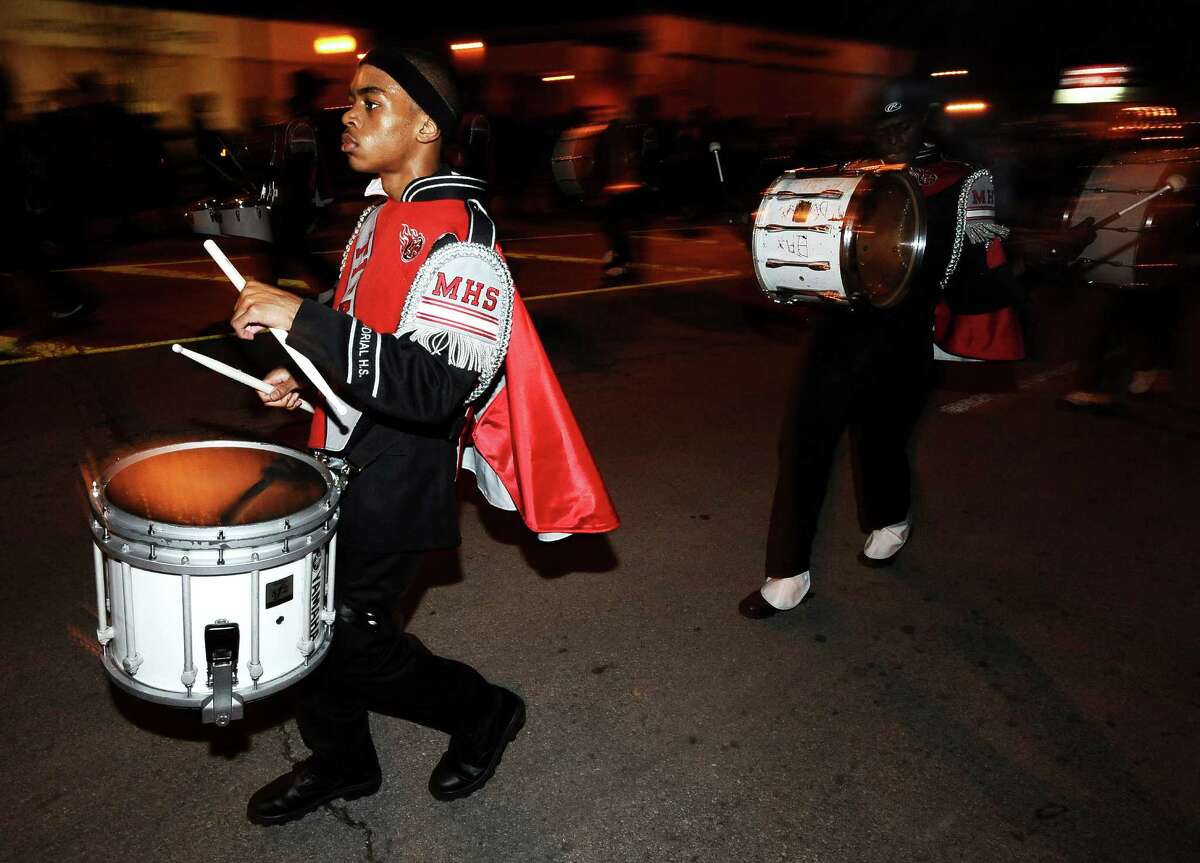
[466, 199, 497, 249]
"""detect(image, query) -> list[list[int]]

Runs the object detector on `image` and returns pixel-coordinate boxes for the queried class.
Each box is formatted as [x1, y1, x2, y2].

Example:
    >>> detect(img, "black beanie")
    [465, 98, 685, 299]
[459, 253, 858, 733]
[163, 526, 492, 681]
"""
[360, 47, 460, 135]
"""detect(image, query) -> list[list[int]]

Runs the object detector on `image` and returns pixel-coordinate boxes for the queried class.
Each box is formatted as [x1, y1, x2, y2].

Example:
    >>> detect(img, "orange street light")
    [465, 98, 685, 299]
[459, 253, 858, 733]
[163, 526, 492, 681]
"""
[314, 35, 357, 55]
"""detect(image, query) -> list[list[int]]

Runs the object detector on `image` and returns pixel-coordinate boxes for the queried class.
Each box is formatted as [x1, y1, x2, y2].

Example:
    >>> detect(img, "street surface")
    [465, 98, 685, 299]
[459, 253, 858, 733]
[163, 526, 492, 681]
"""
[1, 210, 1197, 863]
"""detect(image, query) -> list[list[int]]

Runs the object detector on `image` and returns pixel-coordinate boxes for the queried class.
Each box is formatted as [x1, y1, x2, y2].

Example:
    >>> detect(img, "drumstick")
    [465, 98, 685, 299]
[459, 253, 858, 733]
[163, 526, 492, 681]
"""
[1092, 174, 1187, 229]
[203, 239, 350, 416]
[172, 344, 315, 413]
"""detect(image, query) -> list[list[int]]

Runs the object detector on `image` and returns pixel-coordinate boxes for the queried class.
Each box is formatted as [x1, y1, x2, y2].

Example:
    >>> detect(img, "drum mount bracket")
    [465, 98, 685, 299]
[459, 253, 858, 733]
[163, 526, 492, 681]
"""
[201, 621, 244, 726]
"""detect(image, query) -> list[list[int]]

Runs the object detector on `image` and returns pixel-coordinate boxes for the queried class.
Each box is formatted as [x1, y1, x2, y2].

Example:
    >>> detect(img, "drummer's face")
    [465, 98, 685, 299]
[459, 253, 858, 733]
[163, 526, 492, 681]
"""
[341, 65, 433, 173]
[874, 115, 920, 163]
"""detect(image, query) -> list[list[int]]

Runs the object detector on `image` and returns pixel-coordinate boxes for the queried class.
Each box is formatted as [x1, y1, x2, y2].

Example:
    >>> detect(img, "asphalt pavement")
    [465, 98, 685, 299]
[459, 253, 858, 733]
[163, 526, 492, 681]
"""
[0, 214, 1197, 863]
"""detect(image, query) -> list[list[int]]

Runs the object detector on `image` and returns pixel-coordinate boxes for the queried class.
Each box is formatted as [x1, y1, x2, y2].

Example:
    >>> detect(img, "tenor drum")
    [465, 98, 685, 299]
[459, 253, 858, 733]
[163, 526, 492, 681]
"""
[1070, 148, 1198, 289]
[88, 441, 342, 725]
[753, 168, 927, 309]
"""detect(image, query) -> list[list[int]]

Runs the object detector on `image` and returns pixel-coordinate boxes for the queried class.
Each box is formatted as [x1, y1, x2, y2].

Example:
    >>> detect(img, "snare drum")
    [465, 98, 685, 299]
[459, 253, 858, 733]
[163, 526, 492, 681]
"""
[88, 441, 341, 725]
[753, 169, 927, 309]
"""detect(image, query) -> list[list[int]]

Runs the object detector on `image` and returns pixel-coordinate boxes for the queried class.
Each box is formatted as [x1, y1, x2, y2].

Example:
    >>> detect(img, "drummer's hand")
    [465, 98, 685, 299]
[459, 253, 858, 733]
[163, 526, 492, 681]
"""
[259, 367, 303, 410]
[231, 280, 303, 339]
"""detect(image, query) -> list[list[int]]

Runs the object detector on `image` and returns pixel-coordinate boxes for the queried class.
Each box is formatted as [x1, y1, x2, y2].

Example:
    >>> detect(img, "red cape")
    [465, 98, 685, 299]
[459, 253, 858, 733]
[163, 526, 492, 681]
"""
[466, 296, 620, 535]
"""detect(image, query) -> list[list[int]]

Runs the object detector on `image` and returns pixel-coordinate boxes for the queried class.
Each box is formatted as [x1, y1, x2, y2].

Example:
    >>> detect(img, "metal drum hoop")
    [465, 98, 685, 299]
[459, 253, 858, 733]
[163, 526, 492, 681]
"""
[839, 170, 928, 310]
[90, 440, 341, 576]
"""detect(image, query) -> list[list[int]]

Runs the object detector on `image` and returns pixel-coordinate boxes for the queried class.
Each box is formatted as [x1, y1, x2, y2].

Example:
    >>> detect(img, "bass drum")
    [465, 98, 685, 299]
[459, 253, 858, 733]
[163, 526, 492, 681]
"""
[753, 168, 927, 309]
[551, 123, 607, 199]
[1070, 147, 1199, 289]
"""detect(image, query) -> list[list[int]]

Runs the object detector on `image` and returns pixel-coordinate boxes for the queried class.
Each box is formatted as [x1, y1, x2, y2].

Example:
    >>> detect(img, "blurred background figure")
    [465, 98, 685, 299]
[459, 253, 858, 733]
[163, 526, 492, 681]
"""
[0, 64, 86, 331]
[266, 68, 338, 292]
[1057, 136, 1198, 412]
[597, 95, 662, 283]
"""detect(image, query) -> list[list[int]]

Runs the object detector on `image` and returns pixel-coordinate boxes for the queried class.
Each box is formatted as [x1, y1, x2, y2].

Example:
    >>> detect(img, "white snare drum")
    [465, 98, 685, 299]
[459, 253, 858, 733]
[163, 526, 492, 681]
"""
[88, 441, 341, 725]
[1070, 148, 1197, 289]
[753, 169, 927, 309]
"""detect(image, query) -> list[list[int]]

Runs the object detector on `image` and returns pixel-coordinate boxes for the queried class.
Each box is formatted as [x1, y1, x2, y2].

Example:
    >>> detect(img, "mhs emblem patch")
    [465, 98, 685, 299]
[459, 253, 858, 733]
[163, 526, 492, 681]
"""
[399, 224, 426, 263]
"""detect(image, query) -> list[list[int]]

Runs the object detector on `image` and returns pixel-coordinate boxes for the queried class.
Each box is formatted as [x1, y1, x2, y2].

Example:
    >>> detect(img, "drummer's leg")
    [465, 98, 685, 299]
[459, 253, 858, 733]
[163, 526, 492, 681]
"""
[764, 329, 858, 579]
[852, 341, 930, 534]
[300, 550, 499, 746]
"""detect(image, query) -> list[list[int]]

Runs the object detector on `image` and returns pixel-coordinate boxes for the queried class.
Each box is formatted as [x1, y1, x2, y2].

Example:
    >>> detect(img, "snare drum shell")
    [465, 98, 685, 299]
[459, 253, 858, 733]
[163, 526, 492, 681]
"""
[102, 545, 331, 706]
[91, 441, 340, 707]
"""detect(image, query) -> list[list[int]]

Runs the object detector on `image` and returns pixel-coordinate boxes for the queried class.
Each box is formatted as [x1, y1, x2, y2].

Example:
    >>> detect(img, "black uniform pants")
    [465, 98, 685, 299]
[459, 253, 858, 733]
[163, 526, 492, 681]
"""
[297, 547, 500, 772]
[764, 314, 932, 578]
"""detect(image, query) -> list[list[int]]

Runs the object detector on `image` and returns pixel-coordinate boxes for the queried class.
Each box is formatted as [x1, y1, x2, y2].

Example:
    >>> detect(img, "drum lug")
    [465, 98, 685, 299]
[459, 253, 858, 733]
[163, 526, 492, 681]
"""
[201, 621, 243, 726]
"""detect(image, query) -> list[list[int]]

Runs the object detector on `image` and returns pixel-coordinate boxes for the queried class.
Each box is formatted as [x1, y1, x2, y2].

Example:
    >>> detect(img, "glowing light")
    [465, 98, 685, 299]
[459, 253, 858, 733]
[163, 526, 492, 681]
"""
[451, 41, 485, 51]
[930, 69, 969, 77]
[1141, 135, 1185, 141]
[1121, 106, 1177, 117]
[541, 74, 576, 82]
[313, 35, 357, 55]
[1053, 86, 1129, 104]
[944, 101, 988, 114]
[356, 53, 366, 60]
[1064, 65, 1130, 76]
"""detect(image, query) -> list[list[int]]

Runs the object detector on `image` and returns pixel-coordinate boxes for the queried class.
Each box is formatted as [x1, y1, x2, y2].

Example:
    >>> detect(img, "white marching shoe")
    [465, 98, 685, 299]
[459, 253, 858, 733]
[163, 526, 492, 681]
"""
[860, 516, 911, 567]
[738, 571, 812, 619]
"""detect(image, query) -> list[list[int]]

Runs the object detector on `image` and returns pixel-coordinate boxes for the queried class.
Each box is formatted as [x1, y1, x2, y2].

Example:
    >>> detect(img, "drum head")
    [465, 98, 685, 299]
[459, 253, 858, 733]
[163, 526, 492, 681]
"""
[105, 444, 327, 528]
[842, 172, 926, 308]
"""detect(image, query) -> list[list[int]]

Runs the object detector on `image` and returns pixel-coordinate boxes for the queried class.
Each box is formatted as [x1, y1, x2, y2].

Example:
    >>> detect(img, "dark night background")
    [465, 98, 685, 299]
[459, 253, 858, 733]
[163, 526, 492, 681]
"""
[91, 0, 1186, 96]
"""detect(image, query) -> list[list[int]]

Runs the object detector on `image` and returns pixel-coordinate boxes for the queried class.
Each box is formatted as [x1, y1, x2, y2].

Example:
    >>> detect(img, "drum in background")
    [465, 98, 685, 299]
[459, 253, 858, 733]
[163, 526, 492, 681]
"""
[753, 167, 927, 309]
[1070, 148, 1199, 289]
[551, 123, 607, 199]
[88, 441, 342, 725]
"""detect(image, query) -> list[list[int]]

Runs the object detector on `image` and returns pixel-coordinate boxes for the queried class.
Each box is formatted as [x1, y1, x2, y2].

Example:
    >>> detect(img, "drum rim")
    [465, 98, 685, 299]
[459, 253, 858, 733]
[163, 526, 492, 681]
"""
[93, 440, 340, 547]
[100, 632, 331, 707]
[840, 170, 927, 310]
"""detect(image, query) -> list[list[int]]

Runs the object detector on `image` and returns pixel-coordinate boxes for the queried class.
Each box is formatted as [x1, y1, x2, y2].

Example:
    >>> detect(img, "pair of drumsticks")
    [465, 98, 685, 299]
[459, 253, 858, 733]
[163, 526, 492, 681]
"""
[172, 241, 349, 417]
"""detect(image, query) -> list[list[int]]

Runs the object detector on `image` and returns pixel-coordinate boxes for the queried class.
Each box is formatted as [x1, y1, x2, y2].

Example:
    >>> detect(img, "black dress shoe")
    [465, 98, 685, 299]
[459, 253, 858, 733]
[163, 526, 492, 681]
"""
[738, 589, 780, 619]
[247, 757, 382, 826]
[429, 688, 526, 801]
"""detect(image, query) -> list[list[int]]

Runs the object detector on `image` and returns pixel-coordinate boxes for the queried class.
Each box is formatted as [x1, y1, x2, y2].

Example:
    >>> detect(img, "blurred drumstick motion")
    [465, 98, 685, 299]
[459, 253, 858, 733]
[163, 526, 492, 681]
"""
[1091, 173, 1188, 230]
[202, 239, 350, 417]
[1075, 175, 1185, 232]
[171, 343, 315, 414]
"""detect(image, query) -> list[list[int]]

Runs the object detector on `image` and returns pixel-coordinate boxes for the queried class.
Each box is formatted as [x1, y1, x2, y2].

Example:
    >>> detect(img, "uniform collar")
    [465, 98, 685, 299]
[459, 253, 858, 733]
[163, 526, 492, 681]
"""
[363, 169, 488, 203]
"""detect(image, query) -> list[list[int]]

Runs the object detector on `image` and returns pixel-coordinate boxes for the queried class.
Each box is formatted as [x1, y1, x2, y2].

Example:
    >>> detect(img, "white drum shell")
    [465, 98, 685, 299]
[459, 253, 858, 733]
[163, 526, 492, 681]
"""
[102, 548, 331, 705]
[90, 441, 342, 708]
[1071, 150, 1195, 289]
[753, 174, 863, 305]
[551, 124, 605, 198]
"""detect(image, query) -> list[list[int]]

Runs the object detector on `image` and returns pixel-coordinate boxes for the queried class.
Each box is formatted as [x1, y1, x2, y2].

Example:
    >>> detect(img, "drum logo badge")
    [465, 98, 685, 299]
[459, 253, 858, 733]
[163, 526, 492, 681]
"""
[885, 102, 903, 113]
[399, 224, 426, 263]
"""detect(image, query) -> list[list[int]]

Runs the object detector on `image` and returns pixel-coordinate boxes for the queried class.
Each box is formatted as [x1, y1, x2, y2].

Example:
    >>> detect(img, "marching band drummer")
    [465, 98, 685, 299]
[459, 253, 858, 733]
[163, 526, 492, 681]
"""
[229, 46, 617, 824]
[739, 80, 1024, 619]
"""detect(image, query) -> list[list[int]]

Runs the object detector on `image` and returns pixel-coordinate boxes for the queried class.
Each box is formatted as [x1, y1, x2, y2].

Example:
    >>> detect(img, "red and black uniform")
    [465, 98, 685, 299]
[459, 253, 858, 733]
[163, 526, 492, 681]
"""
[283, 170, 616, 771]
[765, 146, 1022, 579]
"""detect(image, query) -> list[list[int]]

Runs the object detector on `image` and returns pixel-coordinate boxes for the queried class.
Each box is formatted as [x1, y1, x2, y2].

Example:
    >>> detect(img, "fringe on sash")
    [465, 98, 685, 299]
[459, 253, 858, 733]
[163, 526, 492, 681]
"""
[395, 323, 498, 374]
